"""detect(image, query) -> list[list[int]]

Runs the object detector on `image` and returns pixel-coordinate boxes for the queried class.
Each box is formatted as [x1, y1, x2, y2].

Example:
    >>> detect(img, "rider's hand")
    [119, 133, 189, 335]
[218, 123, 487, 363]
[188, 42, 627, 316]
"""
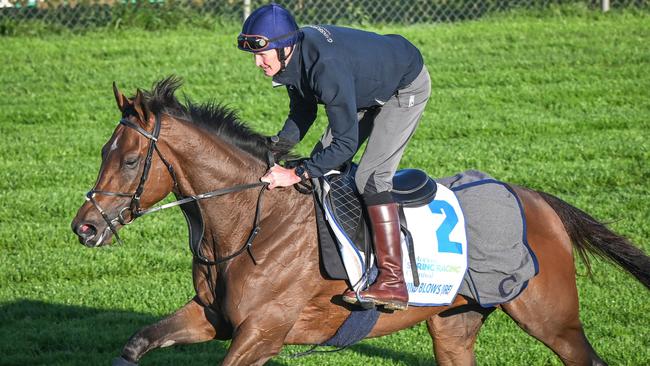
[261, 164, 302, 190]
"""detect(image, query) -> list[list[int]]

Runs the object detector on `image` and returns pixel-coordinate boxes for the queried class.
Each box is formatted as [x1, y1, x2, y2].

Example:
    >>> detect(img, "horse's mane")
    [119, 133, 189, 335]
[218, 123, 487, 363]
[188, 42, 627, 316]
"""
[139, 75, 293, 162]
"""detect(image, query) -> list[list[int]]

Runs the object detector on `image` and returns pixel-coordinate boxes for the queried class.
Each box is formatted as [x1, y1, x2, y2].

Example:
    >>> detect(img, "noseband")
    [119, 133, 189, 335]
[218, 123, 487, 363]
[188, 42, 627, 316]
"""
[85, 113, 268, 265]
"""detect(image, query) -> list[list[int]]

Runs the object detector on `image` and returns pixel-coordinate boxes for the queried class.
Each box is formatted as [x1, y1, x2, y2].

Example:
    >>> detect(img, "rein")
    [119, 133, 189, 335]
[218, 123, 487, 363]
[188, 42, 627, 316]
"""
[85, 113, 268, 266]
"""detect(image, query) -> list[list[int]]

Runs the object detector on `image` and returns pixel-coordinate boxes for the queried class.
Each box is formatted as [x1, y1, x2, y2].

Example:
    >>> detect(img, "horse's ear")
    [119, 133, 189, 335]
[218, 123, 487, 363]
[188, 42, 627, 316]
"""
[133, 88, 152, 127]
[113, 81, 129, 112]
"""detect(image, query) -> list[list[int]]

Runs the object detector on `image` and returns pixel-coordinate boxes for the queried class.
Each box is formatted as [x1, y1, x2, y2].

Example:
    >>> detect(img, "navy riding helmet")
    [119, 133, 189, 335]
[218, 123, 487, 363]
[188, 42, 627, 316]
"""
[237, 3, 299, 53]
[237, 3, 299, 71]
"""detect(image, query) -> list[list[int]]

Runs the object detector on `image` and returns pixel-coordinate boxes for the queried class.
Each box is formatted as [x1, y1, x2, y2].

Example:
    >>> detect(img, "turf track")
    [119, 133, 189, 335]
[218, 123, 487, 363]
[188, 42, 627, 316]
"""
[1, 5, 648, 365]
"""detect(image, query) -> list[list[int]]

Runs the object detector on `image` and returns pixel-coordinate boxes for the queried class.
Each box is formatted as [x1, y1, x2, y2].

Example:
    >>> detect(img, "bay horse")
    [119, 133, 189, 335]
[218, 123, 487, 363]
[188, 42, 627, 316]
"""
[71, 77, 650, 366]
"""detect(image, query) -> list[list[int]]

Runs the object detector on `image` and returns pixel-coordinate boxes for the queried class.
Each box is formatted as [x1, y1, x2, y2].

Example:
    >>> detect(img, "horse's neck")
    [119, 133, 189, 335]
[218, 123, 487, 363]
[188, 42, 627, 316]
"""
[163, 121, 265, 195]
[162, 119, 311, 261]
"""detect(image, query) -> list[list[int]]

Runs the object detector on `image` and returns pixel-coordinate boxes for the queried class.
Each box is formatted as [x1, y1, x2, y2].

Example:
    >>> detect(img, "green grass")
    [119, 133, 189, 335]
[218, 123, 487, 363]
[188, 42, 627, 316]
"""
[1, 5, 649, 366]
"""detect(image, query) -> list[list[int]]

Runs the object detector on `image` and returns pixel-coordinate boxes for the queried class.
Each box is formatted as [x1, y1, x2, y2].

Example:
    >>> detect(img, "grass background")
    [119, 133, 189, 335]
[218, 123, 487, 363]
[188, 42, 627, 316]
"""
[1, 4, 649, 365]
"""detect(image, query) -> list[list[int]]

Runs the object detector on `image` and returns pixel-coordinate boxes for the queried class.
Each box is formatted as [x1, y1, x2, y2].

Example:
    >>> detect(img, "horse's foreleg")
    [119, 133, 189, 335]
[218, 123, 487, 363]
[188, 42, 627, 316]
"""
[113, 296, 230, 366]
[220, 314, 297, 366]
[426, 304, 495, 366]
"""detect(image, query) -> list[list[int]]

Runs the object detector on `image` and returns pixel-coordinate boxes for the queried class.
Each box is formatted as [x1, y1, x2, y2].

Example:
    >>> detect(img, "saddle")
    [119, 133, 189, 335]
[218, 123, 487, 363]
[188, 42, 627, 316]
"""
[315, 163, 437, 282]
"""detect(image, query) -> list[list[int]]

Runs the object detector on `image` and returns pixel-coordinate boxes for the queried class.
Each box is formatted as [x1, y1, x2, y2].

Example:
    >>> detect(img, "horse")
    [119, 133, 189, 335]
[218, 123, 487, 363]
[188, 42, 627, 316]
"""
[71, 77, 650, 366]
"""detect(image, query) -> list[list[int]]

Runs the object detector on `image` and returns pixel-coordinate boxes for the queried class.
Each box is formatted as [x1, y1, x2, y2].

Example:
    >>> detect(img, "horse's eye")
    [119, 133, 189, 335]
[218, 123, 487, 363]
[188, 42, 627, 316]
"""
[124, 157, 139, 169]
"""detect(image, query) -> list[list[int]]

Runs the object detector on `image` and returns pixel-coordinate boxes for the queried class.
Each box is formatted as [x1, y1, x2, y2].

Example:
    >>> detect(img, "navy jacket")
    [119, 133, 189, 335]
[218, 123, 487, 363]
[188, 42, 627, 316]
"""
[272, 25, 424, 178]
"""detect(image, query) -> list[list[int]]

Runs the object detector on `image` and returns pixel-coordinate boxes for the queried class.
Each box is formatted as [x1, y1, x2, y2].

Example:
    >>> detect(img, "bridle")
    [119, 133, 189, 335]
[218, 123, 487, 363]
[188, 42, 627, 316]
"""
[85, 113, 268, 265]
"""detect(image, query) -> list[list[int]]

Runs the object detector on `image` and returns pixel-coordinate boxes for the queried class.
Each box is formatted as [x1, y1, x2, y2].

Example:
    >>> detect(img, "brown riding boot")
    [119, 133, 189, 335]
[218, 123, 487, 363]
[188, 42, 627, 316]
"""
[342, 202, 409, 310]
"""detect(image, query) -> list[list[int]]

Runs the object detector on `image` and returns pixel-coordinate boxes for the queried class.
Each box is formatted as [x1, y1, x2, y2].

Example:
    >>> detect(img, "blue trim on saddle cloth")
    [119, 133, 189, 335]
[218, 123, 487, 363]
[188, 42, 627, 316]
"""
[323, 267, 380, 347]
[450, 179, 539, 307]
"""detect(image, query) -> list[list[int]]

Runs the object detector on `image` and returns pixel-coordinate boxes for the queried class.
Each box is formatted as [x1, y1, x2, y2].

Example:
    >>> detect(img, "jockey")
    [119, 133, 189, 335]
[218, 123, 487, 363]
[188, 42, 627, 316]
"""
[237, 3, 431, 311]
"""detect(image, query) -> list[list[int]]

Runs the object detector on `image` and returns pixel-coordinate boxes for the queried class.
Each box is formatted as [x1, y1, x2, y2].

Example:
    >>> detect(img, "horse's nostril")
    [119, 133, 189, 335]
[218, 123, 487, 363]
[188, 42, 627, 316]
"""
[76, 223, 97, 239]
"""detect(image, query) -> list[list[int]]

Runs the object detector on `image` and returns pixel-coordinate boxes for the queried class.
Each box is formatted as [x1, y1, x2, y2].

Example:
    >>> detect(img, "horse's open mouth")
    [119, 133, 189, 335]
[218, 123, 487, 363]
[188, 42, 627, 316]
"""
[76, 223, 113, 248]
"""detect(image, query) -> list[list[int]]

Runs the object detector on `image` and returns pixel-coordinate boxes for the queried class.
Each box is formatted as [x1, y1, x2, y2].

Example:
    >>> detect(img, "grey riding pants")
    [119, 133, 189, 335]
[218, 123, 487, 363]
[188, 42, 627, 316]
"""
[313, 65, 431, 195]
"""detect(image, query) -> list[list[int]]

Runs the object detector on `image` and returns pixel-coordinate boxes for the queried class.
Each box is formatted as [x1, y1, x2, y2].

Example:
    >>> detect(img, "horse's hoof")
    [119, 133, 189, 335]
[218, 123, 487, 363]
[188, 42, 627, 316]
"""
[112, 357, 138, 366]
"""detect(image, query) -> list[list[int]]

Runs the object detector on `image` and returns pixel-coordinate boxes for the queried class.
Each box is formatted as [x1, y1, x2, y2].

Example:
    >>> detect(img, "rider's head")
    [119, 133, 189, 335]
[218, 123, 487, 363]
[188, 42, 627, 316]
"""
[237, 3, 299, 77]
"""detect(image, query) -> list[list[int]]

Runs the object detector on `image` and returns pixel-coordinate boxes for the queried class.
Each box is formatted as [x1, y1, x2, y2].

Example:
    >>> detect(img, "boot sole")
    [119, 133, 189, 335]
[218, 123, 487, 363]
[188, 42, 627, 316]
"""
[371, 298, 408, 311]
[342, 295, 408, 311]
[383, 301, 408, 311]
[341, 294, 361, 304]
[342, 294, 377, 309]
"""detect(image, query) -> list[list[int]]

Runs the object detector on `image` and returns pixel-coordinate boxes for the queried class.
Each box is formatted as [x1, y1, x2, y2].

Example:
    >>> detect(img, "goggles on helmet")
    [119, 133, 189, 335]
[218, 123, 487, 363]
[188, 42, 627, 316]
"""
[237, 31, 298, 52]
[237, 34, 271, 51]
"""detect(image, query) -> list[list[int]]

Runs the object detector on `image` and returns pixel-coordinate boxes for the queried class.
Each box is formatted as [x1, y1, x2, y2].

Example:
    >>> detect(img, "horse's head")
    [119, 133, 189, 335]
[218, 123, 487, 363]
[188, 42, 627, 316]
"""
[71, 83, 176, 247]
